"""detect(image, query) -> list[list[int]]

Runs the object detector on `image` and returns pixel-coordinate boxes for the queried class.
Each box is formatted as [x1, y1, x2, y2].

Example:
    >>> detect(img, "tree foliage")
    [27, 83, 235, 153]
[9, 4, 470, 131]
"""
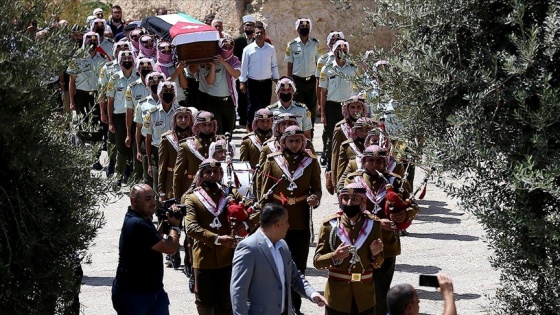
[356, 0, 560, 312]
[0, 1, 110, 314]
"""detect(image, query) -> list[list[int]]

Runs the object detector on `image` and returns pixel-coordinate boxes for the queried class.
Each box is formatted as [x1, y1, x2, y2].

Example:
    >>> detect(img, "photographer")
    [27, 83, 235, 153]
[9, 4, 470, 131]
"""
[387, 273, 457, 315]
[111, 183, 181, 315]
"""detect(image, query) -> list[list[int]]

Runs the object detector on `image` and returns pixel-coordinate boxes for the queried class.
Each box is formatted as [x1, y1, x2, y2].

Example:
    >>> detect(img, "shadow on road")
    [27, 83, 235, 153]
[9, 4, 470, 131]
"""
[306, 267, 328, 278]
[408, 232, 479, 242]
[416, 288, 481, 301]
[396, 264, 442, 274]
[82, 275, 113, 286]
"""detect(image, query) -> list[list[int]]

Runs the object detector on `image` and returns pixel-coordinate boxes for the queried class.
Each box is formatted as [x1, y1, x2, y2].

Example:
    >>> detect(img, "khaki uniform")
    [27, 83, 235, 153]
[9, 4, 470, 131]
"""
[173, 136, 214, 201]
[314, 213, 385, 313]
[260, 151, 322, 230]
[330, 119, 353, 184]
[267, 101, 313, 132]
[239, 131, 271, 169]
[125, 78, 150, 112]
[337, 159, 406, 193]
[158, 130, 184, 199]
[336, 139, 365, 191]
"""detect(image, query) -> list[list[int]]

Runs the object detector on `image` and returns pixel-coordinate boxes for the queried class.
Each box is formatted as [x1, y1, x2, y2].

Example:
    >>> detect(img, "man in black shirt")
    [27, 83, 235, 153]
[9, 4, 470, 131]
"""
[111, 183, 181, 315]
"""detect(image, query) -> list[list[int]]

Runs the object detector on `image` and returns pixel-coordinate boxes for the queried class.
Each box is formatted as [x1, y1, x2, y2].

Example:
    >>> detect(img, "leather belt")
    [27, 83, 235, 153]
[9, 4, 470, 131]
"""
[272, 194, 307, 205]
[166, 166, 175, 172]
[328, 269, 373, 283]
[207, 93, 231, 102]
[247, 78, 272, 82]
[326, 101, 344, 106]
[293, 75, 315, 81]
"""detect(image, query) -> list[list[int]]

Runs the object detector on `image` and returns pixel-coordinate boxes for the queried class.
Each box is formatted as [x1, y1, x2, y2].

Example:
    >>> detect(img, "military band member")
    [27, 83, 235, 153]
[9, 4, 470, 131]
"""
[313, 183, 385, 315]
[328, 96, 370, 193]
[106, 50, 139, 184]
[239, 108, 273, 168]
[343, 145, 418, 315]
[336, 117, 375, 193]
[319, 39, 360, 176]
[267, 76, 313, 139]
[158, 107, 195, 200]
[135, 72, 164, 184]
[260, 125, 321, 315]
[125, 57, 155, 182]
[285, 18, 322, 127]
[173, 111, 219, 202]
[184, 159, 258, 315]
[316, 31, 345, 166]
[143, 81, 180, 192]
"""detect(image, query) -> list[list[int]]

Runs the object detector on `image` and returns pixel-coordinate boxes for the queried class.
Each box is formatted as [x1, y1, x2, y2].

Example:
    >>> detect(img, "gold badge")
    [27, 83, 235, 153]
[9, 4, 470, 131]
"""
[143, 121, 150, 128]
[144, 114, 151, 122]
[125, 90, 132, 101]
[348, 188, 354, 194]
[285, 45, 291, 56]
[143, 62, 150, 67]
[307, 111, 311, 117]
[205, 117, 211, 122]
[351, 273, 361, 282]
[262, 114, 268, 119]
[210, 162, 216, 167]
[107, 81, 114, 91]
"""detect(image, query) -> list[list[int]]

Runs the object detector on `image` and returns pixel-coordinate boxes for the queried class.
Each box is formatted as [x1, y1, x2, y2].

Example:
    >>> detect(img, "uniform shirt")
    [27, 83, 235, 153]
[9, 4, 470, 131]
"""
[135, 95, 158, 136]
[267, 101, 313, 131]
[284, 37, 322, 78]
[98, 60, 119, 91]
[143, 103, 180, 147]
[319, 60, 360, 102]
[125, 78, 151, 111]
[315, 52, 334, 78]
[157, 64, 187, 102]
[99, 38, 115, 60]
[239, 42, 280, 82]
[106, 71, 140, 114]
[197, 63, 236, 97]
[67, 51, 107, 92]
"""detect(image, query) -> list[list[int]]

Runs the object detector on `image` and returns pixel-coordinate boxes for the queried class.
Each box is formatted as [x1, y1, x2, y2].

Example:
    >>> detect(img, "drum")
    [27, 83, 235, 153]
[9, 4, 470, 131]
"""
[221, 161, 253, 197]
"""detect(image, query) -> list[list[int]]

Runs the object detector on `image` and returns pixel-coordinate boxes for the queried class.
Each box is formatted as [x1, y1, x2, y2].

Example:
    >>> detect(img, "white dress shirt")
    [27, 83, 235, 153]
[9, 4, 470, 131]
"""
[259, 229, 286, 312]
[239, 42, 280, 82]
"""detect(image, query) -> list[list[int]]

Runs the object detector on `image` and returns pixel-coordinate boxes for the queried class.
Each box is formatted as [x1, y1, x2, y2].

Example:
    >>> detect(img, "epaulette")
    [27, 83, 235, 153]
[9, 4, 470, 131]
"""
[106, 38, 114, 43]
[341, 139, 353, 146]
[110, 73, 120, 80]
[311, 37, 319, 43]
[242, 132, 255, 140]
[148, 106, 158, 113]
[267, 103, 279, 109]
[289, 39, 297, 45]
[293, 101, 308, 109]
[349, 63, 357, 68]
[323, 213, 340, 225]
[161, 130, 174, 137]
[129, 81, 139, 87]
[320, 52, 330, 59]
[267, 151, 283, 159]
[137, 96, 148, 103]
[105, 61, 113, 66]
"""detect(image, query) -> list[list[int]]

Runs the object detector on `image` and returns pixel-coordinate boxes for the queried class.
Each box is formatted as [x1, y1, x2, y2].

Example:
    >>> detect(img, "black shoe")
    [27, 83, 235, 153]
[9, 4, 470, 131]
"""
[399, 229, 409, 236]
[105, 159, 115, 177]
[171, 251, 181, 269]
[292, 308, 304, 315]
[320, 155, 327, 166]
[92, 161, 103, 171]
[188, 276, 195, 293]
[184, 264, 193, 278]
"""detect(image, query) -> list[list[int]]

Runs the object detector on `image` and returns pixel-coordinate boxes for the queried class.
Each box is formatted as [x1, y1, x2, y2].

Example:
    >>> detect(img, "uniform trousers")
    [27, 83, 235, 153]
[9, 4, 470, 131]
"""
[325, 101, 344, 171]
[246, 78, 273, 127]
[131, 133, 143, 183]
[293, 75, 317, 126]
[149, 148, 159, 199]
[187, 78, 200, 109]
[236, 80, 248, 126]
[110, 113, 133, 176]
[74, 90, 102, 142]
[194, 266, 233, 315]
[199, 92, 236, 134]
[373, 256, 396, 315]
[285, 229, 311, 312]
[326, 298, 375, 315]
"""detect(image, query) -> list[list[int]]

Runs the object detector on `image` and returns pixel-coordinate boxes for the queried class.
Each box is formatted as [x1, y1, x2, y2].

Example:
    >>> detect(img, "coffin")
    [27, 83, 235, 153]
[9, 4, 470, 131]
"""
[142, 13, 219, 64]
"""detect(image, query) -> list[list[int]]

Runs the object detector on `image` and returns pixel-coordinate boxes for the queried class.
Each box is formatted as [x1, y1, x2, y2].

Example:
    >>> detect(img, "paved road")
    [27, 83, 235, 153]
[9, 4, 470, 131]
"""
[80, 122, 498, 314]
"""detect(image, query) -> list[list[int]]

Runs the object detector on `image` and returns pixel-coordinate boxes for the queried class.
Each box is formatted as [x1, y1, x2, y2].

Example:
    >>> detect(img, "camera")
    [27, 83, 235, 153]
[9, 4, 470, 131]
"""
[156, 198, 187, 221]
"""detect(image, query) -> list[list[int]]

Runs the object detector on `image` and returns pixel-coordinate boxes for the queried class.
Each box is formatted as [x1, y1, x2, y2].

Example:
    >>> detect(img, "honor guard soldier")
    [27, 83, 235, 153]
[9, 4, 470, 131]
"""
[143, 81, 181, 192]
[135, 72, 164, 184]
[313, 183, 385, 315]
[267, 77, 313, 139]
[173, 111, 219, 202]
[329, 96, 370, 193]
[106, 50, 139, 185]
[98, 39, 130, 176]
[90, 18, 114, 59]
[343, 145, 418, 315]
[316, 31, 345, 166]
[125, 57, 155, 182]
[184, 159, 258, 315]
[155, 41, 188, 106]
[319, 39, 360, 176]
[260, 126, 321, 315]
[285, 18, 322, 130]
[335, 118, 375, 193]
[240, 108, 273, 169]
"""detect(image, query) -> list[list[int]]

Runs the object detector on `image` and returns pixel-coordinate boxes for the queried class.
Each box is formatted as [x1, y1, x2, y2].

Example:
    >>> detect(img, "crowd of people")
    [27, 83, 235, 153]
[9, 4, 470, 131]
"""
[49, 5, 458, 315]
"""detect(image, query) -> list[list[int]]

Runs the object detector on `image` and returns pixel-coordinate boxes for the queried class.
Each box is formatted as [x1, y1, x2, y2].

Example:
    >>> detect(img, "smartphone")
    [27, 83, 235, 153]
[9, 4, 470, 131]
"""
[419, 274, 439, 287]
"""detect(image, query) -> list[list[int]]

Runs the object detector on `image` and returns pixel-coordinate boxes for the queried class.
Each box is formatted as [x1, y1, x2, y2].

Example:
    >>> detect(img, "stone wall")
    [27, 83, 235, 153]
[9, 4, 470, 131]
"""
[121, 0, 395, 76]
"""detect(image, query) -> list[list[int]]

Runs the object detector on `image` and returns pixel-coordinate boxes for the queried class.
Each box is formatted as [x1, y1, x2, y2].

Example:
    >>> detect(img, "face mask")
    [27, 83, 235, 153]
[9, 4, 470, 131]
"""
[199, 131, 214, 139]
[220, 48, 233, 60]
[342, 204, 361, 218]
[244, 29, 254, 36]
[336, 50, 347, 60]
[158, 51, 173, 64]
[298, 28, 310, 36]
[150, 84, 158, 94]
[279, 92, 292, 102]
[95, 28, 104, 37]
[140, 69, 151, 78]
[162, 92, 174, 104]
[121, 61, 133, 70]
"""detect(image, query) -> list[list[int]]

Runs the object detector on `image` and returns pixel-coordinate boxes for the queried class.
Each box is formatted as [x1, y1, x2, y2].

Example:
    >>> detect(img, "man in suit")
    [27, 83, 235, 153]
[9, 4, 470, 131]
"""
[231, 203, 327, 315]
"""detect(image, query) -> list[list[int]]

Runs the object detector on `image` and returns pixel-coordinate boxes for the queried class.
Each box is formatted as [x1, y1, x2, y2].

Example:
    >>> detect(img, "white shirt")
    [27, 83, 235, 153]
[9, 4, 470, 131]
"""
[239, 42, 280, 82]
[259, 229, 286, 312]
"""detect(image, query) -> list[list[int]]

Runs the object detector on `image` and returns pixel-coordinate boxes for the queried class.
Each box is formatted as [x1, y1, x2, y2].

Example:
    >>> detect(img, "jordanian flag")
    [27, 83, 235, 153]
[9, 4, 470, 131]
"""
[142, 13, 219, 46]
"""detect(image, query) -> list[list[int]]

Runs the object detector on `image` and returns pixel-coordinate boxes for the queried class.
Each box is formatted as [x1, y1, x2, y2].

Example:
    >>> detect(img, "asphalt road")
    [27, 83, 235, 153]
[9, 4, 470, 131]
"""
[79, 121, 498, 315]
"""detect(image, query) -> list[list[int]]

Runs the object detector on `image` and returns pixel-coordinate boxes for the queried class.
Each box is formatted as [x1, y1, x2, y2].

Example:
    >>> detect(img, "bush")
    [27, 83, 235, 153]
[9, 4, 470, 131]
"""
[0, 1, 110, 314]
[352, 0, 560, 313]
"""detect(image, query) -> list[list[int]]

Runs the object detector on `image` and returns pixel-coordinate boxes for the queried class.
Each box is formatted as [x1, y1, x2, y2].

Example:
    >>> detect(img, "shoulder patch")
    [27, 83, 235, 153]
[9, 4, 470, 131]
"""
[149, 106, 158, 113]
[267, 103, 279, 109]
[138, 96, 148, 103]
[129, 81, 139, 87]
[311, 38, 319, 43]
